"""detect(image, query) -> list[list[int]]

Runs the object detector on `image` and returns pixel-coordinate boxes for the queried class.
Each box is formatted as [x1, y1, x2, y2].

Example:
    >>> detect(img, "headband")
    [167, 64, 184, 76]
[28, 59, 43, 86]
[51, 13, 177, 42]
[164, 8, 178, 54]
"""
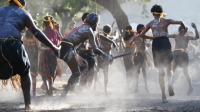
[152, 12, 166, 22]
[43, 17, 53, 29]
[126, 29, 133, 35]
[103, 31, 110, 37]
[135, 26, 146, 35]
[7, 0, 24, 8]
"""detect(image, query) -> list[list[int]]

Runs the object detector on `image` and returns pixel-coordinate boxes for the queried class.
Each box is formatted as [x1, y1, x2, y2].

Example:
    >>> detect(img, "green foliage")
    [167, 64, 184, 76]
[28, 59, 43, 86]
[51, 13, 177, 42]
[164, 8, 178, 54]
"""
[0, 0, 148, 32]
[0, 0, 102, 32]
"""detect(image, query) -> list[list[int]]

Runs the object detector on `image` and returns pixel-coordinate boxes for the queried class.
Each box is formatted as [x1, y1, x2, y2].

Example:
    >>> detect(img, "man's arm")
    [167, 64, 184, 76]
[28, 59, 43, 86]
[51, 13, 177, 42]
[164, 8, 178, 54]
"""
[35, 40, 50, 51]
[187, 23, 200, 40]
[119, 34, 126, 51]
[168, 34, 177, 38]
[168, 19, 186, 30]
[112, 30, 119, 40]
[100, 35, 118, 49]
[88, 29, 106, 56]
[138, 23, 151, 37]
[129, 36, 135, 45]
[141, 35, 154, 39]
[25, 13, 59, 56]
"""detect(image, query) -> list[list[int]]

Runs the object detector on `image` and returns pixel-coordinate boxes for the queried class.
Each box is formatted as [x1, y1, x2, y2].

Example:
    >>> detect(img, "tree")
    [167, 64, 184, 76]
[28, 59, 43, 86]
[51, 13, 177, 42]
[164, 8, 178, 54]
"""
[93, 0, 129, 34]
[0, 0, 150, 34]
[92, 0, 151, 34]
[0, 0, 97, 34]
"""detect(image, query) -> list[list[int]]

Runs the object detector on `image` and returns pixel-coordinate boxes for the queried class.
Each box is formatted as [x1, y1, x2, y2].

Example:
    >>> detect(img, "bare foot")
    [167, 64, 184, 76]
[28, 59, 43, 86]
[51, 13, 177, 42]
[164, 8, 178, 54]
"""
[162, 95, 168, 103]
[25, 106, 31, 110]
[162, 99, 168, 103]
[187, 86, 193, 95]
[168, 85, 175, 96]
[61, 91, 67, 97]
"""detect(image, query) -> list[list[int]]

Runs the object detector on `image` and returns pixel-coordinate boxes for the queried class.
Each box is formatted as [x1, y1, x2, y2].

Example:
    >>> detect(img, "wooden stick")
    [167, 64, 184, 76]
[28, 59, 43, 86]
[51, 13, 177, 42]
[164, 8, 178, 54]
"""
[113, 52, 131, 59]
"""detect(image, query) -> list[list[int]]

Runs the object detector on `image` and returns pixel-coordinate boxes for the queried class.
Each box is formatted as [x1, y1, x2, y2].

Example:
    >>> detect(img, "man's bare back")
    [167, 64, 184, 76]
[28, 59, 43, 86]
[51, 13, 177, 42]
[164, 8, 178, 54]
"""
[63, 24, 95, 46]
[140, 18, 186, 38]
[0, 4, 34, 39]
[132, 36, 149, 52]
[169, 23, 199, 50]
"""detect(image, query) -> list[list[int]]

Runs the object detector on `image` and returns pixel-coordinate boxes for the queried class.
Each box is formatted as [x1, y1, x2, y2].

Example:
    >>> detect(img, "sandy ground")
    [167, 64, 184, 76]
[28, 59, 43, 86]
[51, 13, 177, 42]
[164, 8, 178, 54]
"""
[0, 59, 200, 112]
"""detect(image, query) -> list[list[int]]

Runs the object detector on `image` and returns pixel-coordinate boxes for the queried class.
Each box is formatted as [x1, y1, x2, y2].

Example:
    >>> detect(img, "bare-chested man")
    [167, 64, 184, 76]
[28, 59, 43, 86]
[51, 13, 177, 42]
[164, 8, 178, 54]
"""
[123, 25, 136, 86]
[168, 23, 199, 95]
[0, 0, 60, 110]
[78, 13, 98, 90]
[139, 4, 186, 103]
[130, 24, 152, 93]
[60, 13, 113, 96]
[96, 24, 118, 94]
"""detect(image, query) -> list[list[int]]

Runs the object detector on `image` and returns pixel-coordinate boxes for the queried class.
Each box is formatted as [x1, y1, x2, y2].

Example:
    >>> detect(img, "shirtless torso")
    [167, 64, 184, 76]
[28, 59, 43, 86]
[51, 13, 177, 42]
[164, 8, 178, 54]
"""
[138, 12, 187, 103]
[140, 18, 186, 38]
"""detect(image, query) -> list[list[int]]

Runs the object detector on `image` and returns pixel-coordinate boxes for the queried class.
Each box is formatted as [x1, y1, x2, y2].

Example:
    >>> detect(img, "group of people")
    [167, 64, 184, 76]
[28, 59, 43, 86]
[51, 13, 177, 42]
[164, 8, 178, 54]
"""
[0, 0, 199, 110]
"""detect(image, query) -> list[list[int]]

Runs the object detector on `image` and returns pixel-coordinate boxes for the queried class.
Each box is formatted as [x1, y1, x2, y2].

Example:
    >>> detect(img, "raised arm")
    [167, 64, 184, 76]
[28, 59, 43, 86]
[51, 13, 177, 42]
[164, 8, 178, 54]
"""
[112, 30, 119, 40]
[119, 34, 126, 51]
[168, 19, 186, 30]
[25, 13, 59, 56]
[187, 22, 199, 40]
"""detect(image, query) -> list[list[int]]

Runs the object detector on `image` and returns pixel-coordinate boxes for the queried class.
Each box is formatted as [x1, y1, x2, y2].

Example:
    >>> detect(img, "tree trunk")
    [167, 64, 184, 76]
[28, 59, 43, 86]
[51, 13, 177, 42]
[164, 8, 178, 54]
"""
[92, 0, 129, 34]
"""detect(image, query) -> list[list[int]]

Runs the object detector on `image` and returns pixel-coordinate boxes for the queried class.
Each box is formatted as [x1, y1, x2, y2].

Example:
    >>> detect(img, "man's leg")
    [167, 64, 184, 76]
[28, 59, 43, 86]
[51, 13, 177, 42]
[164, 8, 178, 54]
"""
[103, 65, 109, 95]
[87, 67, 95, 88]
[158, 68, 168, 103]
[21, 72, 31, 110]
[31, 73, 37, 97]
[142, 59, 149, 93]
[134, 68, 140, 93]
[79, 67, 88, 89]
[93, 66, 99, 90]
[48, 77, 53, 96]
[61, 51, 87, 96]
[123, 56, 132, 87]
[86, 56, 96, 89]
[41, 76, 49, 95]
[172, 61, 177, 87]
[167, 64, 175, 96]
[183, 66, 193, 95]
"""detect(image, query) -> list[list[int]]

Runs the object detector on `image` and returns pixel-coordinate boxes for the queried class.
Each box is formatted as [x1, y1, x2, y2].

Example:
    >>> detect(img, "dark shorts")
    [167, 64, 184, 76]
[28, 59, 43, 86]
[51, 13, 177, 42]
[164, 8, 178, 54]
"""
[152, 36, 173, 68]
[60, 42, 88, 72]
[60, 42, 74, 61]
[78, 50, 96, 71]
[24, 45, 38, 73]
[123, 47, 135, 71]
[134, 52, 146, 68]
[173, 50, 189, 68]
[0, 39, 30, 79]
